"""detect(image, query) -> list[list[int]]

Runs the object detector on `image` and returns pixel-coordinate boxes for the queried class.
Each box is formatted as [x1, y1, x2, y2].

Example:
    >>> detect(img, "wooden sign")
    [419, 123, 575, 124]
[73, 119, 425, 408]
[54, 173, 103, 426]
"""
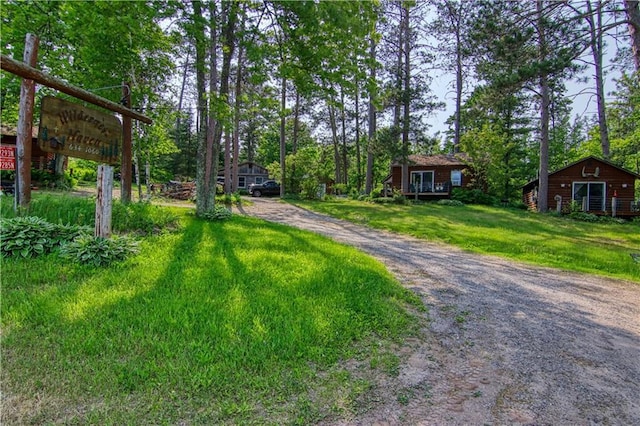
[0, 145, 16, 170]
[38, 96, 122, 165]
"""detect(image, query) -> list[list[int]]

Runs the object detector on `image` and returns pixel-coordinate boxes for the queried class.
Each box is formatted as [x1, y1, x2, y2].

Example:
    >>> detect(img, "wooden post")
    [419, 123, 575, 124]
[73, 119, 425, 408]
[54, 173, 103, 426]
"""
[16, 34, 39, 209]
[95, 164, 113, 238]
[121, 82, 132, 203]
[1, 55, 151, 124]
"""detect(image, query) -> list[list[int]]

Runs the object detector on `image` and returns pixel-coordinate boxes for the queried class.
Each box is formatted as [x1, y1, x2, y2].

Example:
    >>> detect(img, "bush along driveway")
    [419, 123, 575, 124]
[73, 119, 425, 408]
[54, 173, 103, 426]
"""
[239, 198, 640, 425]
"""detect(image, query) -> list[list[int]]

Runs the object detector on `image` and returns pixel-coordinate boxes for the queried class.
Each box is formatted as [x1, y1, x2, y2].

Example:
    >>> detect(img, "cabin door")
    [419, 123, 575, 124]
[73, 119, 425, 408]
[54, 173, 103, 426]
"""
[572, 182, 605, 211]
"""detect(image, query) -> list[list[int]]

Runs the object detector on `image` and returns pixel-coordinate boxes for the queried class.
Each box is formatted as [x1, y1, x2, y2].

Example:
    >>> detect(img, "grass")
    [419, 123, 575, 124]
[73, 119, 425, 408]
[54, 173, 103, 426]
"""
[290, 199, 640, 283]
[1, 205, 424, 424]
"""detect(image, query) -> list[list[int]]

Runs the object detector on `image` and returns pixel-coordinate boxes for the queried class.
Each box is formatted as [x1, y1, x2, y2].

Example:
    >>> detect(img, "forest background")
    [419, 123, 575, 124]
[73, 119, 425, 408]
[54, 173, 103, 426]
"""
[1, 0, 639, 215]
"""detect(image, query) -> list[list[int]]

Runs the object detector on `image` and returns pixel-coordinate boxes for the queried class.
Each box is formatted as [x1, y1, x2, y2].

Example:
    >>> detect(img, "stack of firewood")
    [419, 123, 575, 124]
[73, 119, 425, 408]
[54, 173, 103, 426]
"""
[161, 181, 195, 200]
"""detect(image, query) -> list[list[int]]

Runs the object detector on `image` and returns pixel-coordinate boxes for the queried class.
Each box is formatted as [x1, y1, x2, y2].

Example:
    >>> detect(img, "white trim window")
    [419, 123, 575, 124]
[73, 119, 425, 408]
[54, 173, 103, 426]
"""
[410, 170, 434, 193]
[255, 177, 264, 184]
[451, 170, 462, 186]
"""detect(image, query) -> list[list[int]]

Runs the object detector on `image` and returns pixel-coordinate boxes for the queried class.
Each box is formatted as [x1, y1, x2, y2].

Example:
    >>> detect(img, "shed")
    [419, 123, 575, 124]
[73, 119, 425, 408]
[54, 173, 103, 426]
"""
[522, 156, 640, 217]
[387, 153, 469, 199]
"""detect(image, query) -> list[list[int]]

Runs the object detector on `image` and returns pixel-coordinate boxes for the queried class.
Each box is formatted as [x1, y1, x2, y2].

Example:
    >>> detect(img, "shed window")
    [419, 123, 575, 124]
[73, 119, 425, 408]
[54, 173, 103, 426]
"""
[451, 170, 462, 186]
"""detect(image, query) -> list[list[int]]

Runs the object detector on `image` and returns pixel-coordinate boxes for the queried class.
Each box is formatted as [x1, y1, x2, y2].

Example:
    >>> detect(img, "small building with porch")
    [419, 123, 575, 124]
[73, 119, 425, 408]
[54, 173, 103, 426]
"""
[385, 153, 469, 199]
[522, 156, 640, 217]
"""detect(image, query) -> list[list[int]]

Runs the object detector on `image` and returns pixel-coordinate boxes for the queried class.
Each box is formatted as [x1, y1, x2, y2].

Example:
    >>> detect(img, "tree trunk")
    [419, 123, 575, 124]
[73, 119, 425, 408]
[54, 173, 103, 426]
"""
[340, 86, 348, 185]
[625, 0, 640, 71]
[213, 1, 238, 198]
[453, 3, 463, 152]
[291, 90, 300, 192]
[355, 76, 362, 192]
[280, 75, 286, 197]
[193, 0, 210, 216]
[401, 4, 411, 195]
[365, 36, 376, 195]
[537, 0, 550, 213]
[329, 102, 341, 186]
[121, 82, 132, 204]
[232, 44, 243, 193]
[205, 0, 219, 206]
[586, 0, 610, 157]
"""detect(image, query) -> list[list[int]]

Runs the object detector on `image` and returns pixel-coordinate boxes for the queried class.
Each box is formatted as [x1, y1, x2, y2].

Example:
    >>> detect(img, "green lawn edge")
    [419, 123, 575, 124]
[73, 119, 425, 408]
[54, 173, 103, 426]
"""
[288, 198, 640, 284]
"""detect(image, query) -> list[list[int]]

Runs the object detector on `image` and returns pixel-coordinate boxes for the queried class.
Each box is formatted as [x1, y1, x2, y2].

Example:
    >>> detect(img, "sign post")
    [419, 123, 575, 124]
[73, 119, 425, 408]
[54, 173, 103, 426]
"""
[16, 33, 38, 208]
[95, 165, 114, 238]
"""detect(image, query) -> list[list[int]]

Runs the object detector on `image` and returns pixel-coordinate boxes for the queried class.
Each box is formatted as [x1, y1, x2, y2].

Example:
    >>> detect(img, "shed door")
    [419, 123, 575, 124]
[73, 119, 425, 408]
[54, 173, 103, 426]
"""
[573, 182, 605, 211]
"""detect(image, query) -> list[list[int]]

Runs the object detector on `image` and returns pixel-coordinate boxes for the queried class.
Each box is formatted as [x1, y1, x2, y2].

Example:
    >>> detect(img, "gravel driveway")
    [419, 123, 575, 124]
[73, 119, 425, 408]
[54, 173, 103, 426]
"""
[237, 198, 640, 425]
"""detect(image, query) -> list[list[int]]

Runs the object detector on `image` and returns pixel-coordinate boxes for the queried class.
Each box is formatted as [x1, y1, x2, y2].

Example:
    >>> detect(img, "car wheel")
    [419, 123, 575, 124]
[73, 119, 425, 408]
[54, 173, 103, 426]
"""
[253, 190, 262, 197]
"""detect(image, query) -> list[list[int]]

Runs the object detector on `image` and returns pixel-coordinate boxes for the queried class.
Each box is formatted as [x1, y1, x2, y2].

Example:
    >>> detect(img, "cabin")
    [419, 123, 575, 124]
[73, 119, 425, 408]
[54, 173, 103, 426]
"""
[1, 124, 57, 171]
[218, 161, 270, 190]
[522, 156, 640, 217]
[385, 153, 469, 199]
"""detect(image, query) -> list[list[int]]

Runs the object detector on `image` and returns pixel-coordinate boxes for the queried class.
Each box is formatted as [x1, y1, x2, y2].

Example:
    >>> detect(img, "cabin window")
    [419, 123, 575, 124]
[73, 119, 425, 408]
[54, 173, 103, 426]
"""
[451, 170, 462, 186]
[410, 171, 434, 192]
[239, 176, 246, 188]
[255, 177, 264, 184]
[572, 182, 605, 211]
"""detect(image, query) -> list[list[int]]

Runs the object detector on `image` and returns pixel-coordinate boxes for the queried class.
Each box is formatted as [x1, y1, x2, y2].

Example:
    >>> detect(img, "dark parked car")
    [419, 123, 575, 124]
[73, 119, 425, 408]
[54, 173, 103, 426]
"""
[248, 180, 280, 197]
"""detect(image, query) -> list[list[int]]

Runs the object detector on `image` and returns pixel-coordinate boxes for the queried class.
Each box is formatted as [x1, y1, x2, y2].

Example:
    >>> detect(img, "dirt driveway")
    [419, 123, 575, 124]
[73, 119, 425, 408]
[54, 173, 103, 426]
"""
[238, 198, 640, 425]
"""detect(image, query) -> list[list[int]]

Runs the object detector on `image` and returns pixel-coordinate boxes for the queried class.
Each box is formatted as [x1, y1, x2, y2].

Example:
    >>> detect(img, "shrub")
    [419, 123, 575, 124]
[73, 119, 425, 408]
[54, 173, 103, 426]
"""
[371, 197, 393, 204]
[392, 193, 409, 205]
[200, 205, 232, 221]
[437, 199, 465, 207]
[0, 216, 90, 258]
[60, 234, 140, 267]
[451, 188, 498, 206]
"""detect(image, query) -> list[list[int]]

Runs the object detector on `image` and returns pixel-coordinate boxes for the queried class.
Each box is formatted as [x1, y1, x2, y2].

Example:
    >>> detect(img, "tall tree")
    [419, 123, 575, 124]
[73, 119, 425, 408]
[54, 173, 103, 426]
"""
[625, 0, 640, 70]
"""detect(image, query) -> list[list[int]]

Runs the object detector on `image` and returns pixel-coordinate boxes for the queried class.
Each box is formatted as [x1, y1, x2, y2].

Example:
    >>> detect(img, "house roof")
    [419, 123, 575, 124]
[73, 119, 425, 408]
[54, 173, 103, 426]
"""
[392, 153, 468, 167]
[1, 124, 39, 139]
[523, 155, 640, 188]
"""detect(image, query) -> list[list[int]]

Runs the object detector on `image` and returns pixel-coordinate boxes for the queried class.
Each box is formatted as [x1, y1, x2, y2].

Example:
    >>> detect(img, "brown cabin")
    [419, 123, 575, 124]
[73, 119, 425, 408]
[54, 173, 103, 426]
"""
[385, 154, 469, 199]
[522, 156, 640, 217]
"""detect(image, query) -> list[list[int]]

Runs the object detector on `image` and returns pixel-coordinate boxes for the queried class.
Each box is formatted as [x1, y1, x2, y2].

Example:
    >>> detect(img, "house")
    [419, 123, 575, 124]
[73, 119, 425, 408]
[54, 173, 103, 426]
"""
[218, 161, 270, 190]
[385, 153, 469, 199]
[522, 156, 640, 217]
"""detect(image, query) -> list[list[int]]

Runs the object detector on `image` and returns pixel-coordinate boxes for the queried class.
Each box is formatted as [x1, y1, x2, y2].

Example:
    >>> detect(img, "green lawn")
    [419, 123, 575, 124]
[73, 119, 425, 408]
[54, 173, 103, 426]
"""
[290, 199, 640, 283]
[1, 207, 423, 424]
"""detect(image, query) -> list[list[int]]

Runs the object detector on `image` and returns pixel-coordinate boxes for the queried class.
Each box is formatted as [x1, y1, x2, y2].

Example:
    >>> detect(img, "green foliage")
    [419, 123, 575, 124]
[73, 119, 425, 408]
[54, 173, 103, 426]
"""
[0, 216, 90, 258]
[451, 188, 498, 206]
[199, 205, 233, 221]
[59, 234, 140, 266]
[437, 199, 465, 207]
[567, 212, 626, 224]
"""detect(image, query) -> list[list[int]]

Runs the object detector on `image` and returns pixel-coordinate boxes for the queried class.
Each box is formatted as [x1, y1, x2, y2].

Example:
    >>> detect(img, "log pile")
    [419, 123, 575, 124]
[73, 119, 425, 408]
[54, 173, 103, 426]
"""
[161, 181, 195, 200]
